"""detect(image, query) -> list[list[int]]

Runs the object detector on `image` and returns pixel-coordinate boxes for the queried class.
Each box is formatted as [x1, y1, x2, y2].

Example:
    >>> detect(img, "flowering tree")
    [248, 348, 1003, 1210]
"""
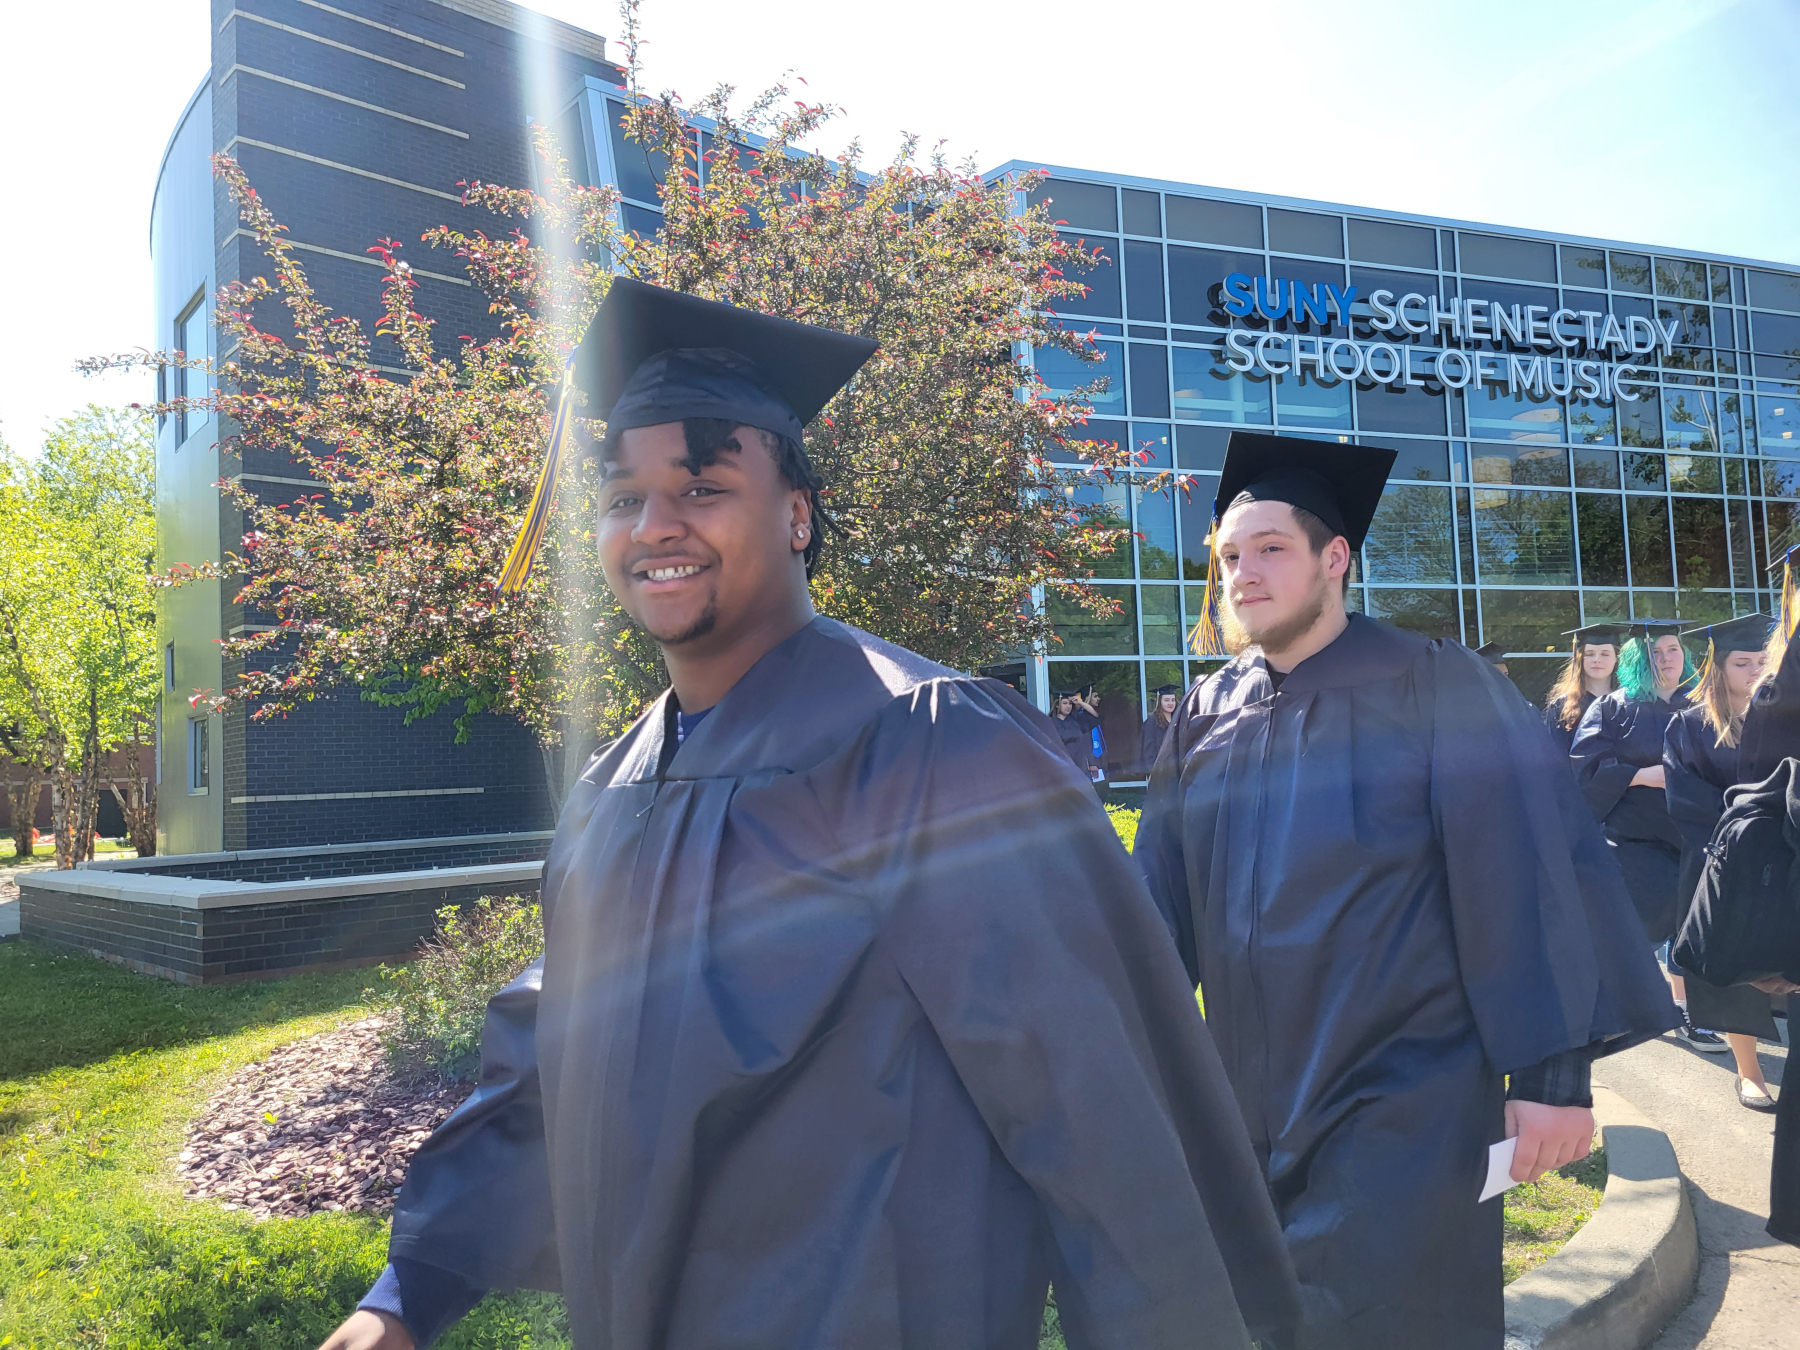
[87, 56, 1134, 809]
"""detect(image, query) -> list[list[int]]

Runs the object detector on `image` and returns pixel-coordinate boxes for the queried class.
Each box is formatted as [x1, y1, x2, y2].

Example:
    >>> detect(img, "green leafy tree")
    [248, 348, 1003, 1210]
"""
[88, 49, 1133, 811]
[0, 408, 159, 865]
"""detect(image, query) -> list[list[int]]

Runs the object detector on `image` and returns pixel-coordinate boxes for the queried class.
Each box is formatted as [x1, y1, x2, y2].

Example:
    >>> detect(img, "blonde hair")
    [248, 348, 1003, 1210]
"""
[1690, 643, 1745, 749]
[1544, 642, 1617, 730]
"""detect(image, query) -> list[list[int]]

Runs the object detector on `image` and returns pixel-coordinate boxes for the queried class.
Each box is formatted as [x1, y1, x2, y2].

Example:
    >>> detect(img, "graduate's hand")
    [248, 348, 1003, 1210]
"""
[316, 1310, 414, 1350]
[1504, 1101, 1594, 1185]
[1750, 975, 1800, 995]
[1630, 765, 1665, 789]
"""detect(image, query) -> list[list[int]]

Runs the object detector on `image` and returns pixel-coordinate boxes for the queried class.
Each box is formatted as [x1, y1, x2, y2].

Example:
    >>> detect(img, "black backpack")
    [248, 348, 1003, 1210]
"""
[1673, 757, 1800, 986]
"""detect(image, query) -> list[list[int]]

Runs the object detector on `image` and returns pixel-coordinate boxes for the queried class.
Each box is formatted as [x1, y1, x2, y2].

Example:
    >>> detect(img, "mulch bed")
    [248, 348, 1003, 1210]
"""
[177, 1017, 473, 1220]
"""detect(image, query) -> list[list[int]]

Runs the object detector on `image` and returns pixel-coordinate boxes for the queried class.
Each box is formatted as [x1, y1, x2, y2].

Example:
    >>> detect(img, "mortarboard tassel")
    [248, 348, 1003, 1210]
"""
[1782, 546, 1800, 642]
[498, 358, 579, 593]
[1188, 526, 1230, 658]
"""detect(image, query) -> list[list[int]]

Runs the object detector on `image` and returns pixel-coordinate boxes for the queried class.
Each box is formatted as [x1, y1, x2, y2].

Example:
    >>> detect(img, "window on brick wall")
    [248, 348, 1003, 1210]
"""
[174, 289, 208, 445]
[165, 642, 175, 690]
[188, 718, 209, 795]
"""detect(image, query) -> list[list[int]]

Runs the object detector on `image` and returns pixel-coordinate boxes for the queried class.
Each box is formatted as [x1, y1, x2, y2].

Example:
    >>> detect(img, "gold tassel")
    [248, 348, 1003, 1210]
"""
[1188, 527, 1229, 658]
[1782, 547, 1800, 641]
[498, 359, 579, 594]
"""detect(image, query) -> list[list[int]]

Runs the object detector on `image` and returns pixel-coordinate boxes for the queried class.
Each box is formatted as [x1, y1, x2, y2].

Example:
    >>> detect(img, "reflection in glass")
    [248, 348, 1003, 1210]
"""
[1667, 455, 1721, 493]
[1627, 495, 1674, 586]
[1056, 480, 1132, 578]
[1130, 423, 1173, 470]
[1364, 486, 1454, 583]
[1056, 418, 1126, 464]
[1176, 426, 1229, 472]
[1676, 591, 1733, 623]
[1366, 588, 1459, 640]
[1655, 258, 1708, 300]
[1135, 483, 1177, 578]
[1472, 489, 1575, 584]
[1356, 380, 1447, 435]
[1672, 498, 1730, 590]
[1177, 484, 1215, 580]
[1561, 246, 1607, 286]
[1048, 584, 1137, 656]
[1719, 393, 1746, 454]
[1056, 231, 1121, 320]
[1128, 344, 1170, 420]
[1724, 460, 1746, 494]
[1167, 246, 1263, 328]
[1033, 340, 1125, 417]
[1471, 444, 1569, 488]
[1467, 382, 1564, 442]
[1573, 450, 1622, 487]
[1124, 240, 1166, 322]
[1171, 346, 1272, 424]
[1656, 302, 1711, 346]
[1576, 495, 1627, 586]
[1632, 591, 1678, 620]
[1362, 436, 1450, 482]
[1761, 459, 1800, 499]
[1273, 369, 1353, 432]
[1569, 399, 1617, 446]
[1611, 252, 1652, 293]
[1140, 585, 1183, 655]
[1757, 394, 1800, 455]
[1480, 590, 1581, 653]
[1583, 590, 1630, 622]
[1623, 452, 1666, 489]
[1043, 659, 1143, 781]
[1663, 389, 1717, 451]
[1766, 502, 1800, 568]
[1619, 390, 1663, 448]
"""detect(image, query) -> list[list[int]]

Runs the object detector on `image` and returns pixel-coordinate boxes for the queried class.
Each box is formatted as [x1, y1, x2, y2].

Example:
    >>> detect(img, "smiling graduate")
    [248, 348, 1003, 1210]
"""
[1134, 431, 1676, 1350]
[319, 280, 1297, 1350]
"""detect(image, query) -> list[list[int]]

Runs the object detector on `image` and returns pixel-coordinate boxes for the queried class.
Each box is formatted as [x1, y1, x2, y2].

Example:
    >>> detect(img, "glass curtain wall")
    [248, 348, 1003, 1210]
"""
[1026, 175, 1800, 781]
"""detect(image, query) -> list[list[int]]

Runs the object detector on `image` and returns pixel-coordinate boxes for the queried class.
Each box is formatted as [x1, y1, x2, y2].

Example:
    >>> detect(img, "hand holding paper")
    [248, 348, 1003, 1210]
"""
[1482, 1101, 1597, 1199]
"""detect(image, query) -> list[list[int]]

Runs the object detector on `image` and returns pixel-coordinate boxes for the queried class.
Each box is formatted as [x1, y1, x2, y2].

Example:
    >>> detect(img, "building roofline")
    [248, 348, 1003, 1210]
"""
[983, 159, 1800, 277]
[424, 0, 611, 68]
[150, 73, 212, 256]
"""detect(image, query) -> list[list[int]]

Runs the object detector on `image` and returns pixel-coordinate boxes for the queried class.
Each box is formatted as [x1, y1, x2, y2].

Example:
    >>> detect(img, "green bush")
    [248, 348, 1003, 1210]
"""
[377, 897, 545, 1083]
[1106, 803, 1140, 852]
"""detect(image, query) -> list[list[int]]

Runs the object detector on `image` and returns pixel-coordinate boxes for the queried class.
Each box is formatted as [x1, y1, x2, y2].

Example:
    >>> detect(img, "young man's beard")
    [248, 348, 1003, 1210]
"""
[1221, 570, 1335, 658]
[644, 600, 719, 647]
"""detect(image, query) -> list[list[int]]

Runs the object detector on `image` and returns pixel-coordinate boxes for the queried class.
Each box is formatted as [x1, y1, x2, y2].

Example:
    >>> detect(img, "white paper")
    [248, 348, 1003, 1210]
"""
[1479, 1137, 1520, 1202]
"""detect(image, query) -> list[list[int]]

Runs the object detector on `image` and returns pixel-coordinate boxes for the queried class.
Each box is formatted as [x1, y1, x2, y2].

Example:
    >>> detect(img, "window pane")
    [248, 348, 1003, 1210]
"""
[1610, 252, 1652, 293]
[1667, 454, 1721, 493]
[1480, 590, 1580, 652]
[1028, 178, 1117, 231]
[1056, 232, 1121, 319]
[1765, 501, 1800, 568]
[1273, 370, 1352, 432]
[1361, 435, 1450, 482]
[1055, 481, 1131, 578]
[1757, 393, 1800, 454]
[1364, 485, 1454, 583]
[1056, 417, 1126, 464]
[1663, 389, 1717, 451]
[1176, 425, 1229, 472]
[1130, 422, 1173, 470]
[1140, 585, 1183, 654]
[1711, 265, 1734, 303]
[1573, 449, 1621, 487]
[1347, 218, 1434, 269]
[1268, 209, 1342, 258]
[1043, 659, 1140, 780]
[1561, 246, 1607, 287]
[1619, 390, 1664, 448]
[1467, 382, 1564, 443]
[1136, 484, 1177, 579]
[1472, 489, 1575, 583]
[1165, 195, 1261, 248]
[1751, 311, 1800, 358]
[1748, 269, 1800, 314]
[1627, 495, 1673, 586]
[607, 100, 668, 203]
[1672, 498, 1730, 590]
[1121, 188, 1161, 237]
[1177, 484, 1216, 580]
[1576, 494, 1627, 586]
[1356, 381, 1447, 435]
[1033, 340, 1125, 417]
[1168, 245, 1260, 328]
[1656, 302, 1712, 347]
[1471, 443, 1569, 488]
[1719, 393, 1747, 454]
[1124, 240, 1166, 322]
[1570, 398, 1616, 446]
[1128, 343, 1170, 419]
[1761, 459, 1800, 498]
[1048, 584, 1137, 656]
[1728, 500, 1754, 585]
[1459, 233, 1555, 282]
[1171, 345, 1271, 424]
[1366, 587, 1459, 639]
[1623, 452, 1666, 489]
[1655, 258, 1708, 301]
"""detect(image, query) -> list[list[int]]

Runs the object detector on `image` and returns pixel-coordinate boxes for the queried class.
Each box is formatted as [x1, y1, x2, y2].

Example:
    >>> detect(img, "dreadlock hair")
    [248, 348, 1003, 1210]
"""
[1616, 634, 1695, 703]
[601, 416, 835, 577]
[1545, 641, 1618, 731]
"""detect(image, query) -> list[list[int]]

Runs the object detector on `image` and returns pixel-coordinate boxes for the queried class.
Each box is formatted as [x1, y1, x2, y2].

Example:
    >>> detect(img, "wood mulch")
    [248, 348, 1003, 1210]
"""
[177, 1016, 473, 1220]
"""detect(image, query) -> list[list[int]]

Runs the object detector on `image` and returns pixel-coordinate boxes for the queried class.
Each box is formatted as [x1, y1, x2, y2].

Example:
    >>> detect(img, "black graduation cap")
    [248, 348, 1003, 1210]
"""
[1474, 641, 1507, 666]
[1212, 432, 1398, 552]
[1679, 613, 1772, 655]
[497, 278, 879, 591]
[1624, 619, 1684, 641]
[1563, 623, 1625, 645]
[1152, 684, 1181, 696]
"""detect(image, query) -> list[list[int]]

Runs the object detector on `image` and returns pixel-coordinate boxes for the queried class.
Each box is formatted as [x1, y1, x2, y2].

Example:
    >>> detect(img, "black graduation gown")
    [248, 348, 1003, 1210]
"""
[1139, 714, 1171, 778]
[1569, 688, 1690, 945]
[1542, 690, 1595, 757]
[1134, 615, 1676, 1350]
[388, 616, 1299, 1350]
[1662, 705, 1779, 1039]
[1053, 712, 1096, 778]
[1733, 640, 1800, 1249]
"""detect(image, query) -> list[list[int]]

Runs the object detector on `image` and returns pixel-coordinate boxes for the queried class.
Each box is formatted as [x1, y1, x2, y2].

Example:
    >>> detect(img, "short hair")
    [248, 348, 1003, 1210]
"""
[602, 417, 834, 576]
[1226, 493, 1354, 596]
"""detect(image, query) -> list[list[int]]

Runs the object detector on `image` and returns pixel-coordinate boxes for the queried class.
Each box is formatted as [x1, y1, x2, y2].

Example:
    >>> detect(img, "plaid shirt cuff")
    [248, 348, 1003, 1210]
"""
[1506, 1047, 1594, 1108]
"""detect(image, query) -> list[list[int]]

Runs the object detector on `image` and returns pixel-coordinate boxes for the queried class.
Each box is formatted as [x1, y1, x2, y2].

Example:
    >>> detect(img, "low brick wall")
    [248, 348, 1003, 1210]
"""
[18, 832, 550, 985]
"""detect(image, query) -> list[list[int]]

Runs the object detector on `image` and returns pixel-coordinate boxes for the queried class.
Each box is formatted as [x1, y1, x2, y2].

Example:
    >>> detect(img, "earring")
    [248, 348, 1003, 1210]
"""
[796, 526, 808, 539]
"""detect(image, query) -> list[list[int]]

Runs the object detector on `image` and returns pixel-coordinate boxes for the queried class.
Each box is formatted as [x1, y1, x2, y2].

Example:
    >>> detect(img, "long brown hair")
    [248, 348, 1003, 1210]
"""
[1689, 644, 1743, 748]
[1545, 642, 1617, 730]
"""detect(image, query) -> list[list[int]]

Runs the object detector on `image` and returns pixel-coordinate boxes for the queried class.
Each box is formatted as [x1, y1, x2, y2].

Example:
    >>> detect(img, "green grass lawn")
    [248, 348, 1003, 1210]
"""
[1502, 1142, 1608, 1283]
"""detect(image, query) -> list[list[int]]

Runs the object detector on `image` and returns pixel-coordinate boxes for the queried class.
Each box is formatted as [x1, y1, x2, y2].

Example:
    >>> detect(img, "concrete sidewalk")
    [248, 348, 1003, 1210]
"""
[1596, 1022, 1795, 1348]
[0, 857, 56, 941]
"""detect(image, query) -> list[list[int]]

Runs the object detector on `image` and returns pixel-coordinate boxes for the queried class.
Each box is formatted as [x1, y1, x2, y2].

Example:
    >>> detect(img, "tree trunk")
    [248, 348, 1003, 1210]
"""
[6, 772, 40, 861]
[107, 757, 157, 858]
[51, 766, 74, 869]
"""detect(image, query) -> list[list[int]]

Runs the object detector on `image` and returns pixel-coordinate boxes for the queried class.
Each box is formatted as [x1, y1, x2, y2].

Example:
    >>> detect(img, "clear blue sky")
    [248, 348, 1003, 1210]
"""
[2, 0, 1796, 449]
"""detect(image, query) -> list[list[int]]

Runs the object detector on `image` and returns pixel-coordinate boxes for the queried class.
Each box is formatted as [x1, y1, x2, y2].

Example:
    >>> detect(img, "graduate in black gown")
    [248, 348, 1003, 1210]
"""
[1569, 622, 1728, 1051]
[1050, 689, 1101, 781]
[1663, 614, 1782, 1109]
[1134, 432, 1675, 1350]
[1542, 624, 1621, 756]
[1138, 683, 1181, 777]
[320, 280, 1297, 1350]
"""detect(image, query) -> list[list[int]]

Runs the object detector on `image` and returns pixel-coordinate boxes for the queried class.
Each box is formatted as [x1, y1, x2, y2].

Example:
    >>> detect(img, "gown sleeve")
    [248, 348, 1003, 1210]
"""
[1428, 645, 1679, 1073]
[1132, 707, 1201, 986]
[1569, 694, 1638, 822]
[384, 959, 561, 1296]
[829, 680, 1298, 1350]
[1663, 711, 1726, 855]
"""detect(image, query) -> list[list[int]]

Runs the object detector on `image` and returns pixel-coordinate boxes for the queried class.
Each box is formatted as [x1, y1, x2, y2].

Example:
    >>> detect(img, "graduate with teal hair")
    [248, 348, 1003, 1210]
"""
[1570, 621, 1727, 1051]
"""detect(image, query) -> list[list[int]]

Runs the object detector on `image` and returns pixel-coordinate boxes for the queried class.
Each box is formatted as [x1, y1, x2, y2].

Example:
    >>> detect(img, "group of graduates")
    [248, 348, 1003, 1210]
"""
[319, 284, 1772, 1350]
[1050, 685, 1184, 788]
[1544, 615, 1791, 1110]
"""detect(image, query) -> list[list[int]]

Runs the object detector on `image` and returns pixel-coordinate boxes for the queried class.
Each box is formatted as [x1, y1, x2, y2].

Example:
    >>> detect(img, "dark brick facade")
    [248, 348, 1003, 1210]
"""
[116, 830, 551, 883]
[175, 0, 621, 850]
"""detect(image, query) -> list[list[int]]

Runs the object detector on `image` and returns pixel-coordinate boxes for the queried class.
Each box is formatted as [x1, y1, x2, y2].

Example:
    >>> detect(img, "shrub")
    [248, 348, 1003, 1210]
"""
[377, 896, 544, 1083]
[1106, 804, 1140, 852]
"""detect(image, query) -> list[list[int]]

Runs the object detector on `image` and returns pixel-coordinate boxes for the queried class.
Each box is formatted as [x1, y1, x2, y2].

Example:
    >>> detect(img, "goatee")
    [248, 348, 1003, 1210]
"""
[1222, 585, 1331, 659]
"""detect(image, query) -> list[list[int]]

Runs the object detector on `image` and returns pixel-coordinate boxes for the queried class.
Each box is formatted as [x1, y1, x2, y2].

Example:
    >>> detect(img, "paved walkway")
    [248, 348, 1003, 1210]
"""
[0, 856, 59, 941]
[1596, 1019, 1796, 1348]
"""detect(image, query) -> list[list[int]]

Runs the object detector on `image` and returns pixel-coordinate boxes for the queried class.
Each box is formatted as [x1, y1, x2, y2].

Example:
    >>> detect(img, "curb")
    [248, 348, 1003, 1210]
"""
[1504, 1082, 1697, 1350]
